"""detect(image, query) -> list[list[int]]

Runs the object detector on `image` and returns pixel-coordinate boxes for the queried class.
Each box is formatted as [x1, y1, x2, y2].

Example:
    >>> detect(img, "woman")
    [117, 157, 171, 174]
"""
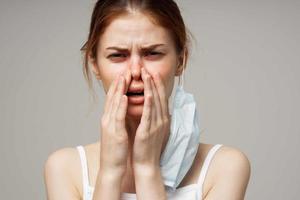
[44, 1, 251, 199]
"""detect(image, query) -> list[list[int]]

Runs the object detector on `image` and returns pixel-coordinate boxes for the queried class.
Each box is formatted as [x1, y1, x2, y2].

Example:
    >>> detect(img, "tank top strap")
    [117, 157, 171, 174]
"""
[76, 145, 90, 195]
[196, 144, 223, 188]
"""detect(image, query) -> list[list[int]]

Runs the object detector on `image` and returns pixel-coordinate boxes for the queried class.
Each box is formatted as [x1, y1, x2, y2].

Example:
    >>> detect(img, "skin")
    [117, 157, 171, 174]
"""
[44, 10, 251, 200]
[89, 12, 182, 199]
[92, 12, 181, 118]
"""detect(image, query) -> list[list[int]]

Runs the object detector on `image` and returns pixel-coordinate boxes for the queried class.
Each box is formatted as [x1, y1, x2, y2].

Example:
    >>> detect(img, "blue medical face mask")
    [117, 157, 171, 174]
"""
[160, 85, 201, 191]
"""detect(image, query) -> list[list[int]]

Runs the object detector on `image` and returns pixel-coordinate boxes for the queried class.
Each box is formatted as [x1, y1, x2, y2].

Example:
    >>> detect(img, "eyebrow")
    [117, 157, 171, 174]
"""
[105, 43, 166, 51]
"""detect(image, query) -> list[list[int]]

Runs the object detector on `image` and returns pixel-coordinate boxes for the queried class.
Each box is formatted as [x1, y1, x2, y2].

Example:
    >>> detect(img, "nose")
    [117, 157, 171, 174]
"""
[129, 54, 143, 81]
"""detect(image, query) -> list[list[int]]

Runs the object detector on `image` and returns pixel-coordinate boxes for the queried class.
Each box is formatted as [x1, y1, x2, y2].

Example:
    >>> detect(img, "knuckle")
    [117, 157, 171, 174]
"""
[112, 96, 119, 107]
[136, 133, 148, 142]
[162, 116, 169, 124]
[154, 126, 161, 134]
[146, 94, 152, 99]
[157, 120, 163, 127]
[115, 114, 124, 122]
[114, 132, 128, 144]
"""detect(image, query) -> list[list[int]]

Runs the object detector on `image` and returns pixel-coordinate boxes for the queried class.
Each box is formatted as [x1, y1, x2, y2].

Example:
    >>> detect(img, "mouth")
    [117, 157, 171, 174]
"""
[126, 91, 144, 96]
[126, 90, 144, 104]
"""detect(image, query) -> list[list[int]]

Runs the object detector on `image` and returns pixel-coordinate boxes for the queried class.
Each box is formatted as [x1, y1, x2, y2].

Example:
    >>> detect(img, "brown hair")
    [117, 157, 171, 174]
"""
[80, 0, 193, 101]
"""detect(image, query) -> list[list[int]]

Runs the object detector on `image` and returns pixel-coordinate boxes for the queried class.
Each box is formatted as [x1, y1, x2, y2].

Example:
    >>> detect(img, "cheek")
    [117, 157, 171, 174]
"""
[145, 58, 176, 75]
[146, 63, 176, 98]
[98, 61, 127, 92]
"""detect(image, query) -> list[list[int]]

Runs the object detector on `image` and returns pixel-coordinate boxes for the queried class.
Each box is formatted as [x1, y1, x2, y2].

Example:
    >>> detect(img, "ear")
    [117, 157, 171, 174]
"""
[175, 48, 187, 76]
[89, 56, 101, 80]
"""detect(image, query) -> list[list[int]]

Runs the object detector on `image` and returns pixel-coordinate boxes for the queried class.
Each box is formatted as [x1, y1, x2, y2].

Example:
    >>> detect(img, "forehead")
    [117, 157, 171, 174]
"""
[99, 13, 174, 49]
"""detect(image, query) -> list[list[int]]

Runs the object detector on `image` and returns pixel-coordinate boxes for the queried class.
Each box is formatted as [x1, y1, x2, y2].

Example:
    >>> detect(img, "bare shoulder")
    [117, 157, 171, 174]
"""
[44, 146, 82, 199]
[213, 144, 251, 178]
[44, 147, 79, 173]
[203, 144, 251, 199]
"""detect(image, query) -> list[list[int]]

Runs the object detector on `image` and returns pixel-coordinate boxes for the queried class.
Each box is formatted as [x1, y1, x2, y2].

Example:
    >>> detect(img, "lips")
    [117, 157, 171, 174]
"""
[126, 87, 144, 96]
[126, 86, 144, 104]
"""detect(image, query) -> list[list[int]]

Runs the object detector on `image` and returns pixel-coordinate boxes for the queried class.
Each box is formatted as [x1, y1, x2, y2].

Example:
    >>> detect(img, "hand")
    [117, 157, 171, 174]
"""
[99, 75, 129, 176]
[132, 68, 170, 171]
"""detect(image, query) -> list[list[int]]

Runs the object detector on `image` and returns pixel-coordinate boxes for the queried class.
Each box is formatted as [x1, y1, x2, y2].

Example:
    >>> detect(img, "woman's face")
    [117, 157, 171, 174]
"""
[91, 12, 182, 118]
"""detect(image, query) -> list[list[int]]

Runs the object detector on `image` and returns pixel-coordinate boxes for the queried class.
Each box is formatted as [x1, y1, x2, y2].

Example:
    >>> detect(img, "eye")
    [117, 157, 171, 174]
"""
[108, 53, 127, 58]
[144, 51, 163, 58]
[107, 53, 127, 62]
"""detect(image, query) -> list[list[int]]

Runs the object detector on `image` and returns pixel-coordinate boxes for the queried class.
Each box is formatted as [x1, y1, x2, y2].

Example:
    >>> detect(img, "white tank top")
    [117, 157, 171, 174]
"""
[76, 144, 223, 200]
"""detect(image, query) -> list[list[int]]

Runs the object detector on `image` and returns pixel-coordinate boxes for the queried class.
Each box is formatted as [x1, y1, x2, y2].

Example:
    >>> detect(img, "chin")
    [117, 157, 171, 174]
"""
[126, 104, 143, 120]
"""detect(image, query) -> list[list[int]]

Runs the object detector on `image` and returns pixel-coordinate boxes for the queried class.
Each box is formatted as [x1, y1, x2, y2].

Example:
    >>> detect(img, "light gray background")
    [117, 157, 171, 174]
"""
[1, 1, 299, 199]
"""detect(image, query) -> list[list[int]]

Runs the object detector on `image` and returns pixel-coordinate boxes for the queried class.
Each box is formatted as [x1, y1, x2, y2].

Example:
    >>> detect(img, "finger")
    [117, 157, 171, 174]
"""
[110, 75, 125, 121]
[116, 95, 128, 130]
[141, 91, 152, 131]
[143, 69, 158, 127]
[153, 73, 169, 118]
[140, 68, 152, 130]
[142, 68, 156, 124]
[124, 68, 131, 94]
[150, 78, 162, 123]
[104, 75, 120, 114]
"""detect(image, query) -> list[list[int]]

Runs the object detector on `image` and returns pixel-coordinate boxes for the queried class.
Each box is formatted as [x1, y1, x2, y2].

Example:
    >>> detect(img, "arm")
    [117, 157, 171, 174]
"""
[134, 165, 167, 200]
[132, 69, 168, 200]
[44, 148, 125, 200]
[92, 169, 124, 200]
[91, 74, 129, 199]
[43, 148, 80, 200]
[203, 147, 251, 200]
